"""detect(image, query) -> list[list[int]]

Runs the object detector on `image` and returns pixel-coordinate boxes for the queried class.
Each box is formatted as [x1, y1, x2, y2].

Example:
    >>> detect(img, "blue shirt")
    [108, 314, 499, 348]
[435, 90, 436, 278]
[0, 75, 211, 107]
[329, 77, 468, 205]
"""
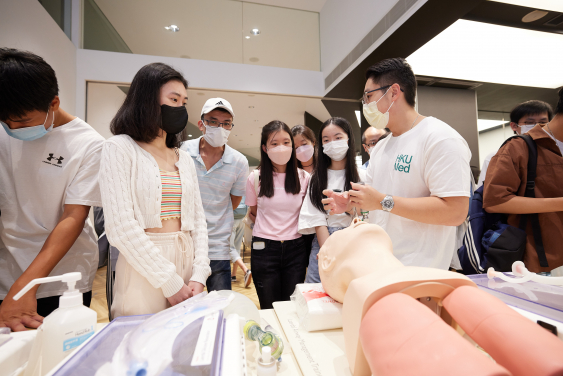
[361, 160, 369, 170]
[181, 138, 249, 260]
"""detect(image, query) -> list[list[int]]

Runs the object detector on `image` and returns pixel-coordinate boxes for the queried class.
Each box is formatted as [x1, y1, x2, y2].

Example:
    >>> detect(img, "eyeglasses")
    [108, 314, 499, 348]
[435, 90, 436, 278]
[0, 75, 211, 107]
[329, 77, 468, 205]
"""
[203, 119, 234, 130]
[364, 140, 378, 147]
[361, 85, 390, 105]
[517, 121, 548, 127]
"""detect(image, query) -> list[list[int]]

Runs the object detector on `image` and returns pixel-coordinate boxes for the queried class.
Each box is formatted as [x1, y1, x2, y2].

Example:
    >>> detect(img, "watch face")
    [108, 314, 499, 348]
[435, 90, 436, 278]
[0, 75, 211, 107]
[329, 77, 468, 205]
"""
[382, 196, 393, 211]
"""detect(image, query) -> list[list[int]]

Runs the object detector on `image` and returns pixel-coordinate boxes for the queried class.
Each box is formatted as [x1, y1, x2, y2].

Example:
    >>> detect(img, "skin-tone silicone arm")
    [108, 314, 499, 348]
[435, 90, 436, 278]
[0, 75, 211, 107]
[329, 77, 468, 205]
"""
[443, 285, 563, 376]
[360, 293, 510, 376]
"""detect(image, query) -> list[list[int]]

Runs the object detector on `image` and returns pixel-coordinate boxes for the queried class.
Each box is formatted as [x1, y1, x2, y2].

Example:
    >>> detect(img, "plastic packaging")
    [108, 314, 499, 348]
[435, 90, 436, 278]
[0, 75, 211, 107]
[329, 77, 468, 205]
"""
[257, 346, 276, 376]
[13, 272, 97, 376]
[243, 320, 284, 360]
[291, 283, 343, 331]
[488, 261, 563, 285]
[105, 291, 233, 376]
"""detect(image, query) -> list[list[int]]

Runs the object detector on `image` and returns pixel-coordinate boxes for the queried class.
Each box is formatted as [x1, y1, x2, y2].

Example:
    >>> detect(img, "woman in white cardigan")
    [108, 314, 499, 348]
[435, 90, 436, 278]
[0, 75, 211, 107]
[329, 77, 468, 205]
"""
[99, 63, 210, 318]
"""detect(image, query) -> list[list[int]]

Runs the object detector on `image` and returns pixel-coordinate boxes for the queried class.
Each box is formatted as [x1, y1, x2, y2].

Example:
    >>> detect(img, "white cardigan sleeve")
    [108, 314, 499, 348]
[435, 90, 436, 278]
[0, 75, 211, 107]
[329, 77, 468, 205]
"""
[99, 141, 185, 298]
[186, 159, 211, 285]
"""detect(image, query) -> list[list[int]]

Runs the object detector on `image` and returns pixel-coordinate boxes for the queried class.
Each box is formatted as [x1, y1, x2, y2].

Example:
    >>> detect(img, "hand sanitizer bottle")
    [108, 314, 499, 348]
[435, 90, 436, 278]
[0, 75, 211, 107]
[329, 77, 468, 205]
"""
[14, 272, 97, 375]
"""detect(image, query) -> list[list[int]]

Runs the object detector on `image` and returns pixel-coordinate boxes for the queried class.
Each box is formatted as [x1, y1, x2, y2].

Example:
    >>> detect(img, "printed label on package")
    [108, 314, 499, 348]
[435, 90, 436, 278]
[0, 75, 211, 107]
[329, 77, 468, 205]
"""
[62, 326, 94, 353]
[191, 311, 219, 366]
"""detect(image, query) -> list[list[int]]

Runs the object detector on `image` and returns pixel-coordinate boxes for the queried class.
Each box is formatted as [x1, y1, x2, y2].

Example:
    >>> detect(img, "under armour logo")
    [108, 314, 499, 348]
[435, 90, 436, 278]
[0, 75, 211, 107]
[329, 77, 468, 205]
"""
[47, 153, 64, 164]
[216, 101, 223, 105]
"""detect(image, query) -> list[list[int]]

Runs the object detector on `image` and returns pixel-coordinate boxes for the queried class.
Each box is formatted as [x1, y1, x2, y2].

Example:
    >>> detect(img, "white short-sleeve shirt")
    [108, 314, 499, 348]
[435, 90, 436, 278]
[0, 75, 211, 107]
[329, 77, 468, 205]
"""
[298, 169, 362, 234]
[0, 118, 104, 299]
[366, 117, 471, 269]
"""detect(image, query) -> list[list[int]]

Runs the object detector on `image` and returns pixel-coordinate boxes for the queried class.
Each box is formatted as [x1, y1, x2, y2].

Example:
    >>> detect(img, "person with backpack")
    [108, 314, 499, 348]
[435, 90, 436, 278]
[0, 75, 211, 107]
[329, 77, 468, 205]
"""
[298, 117, 362, 283]
[476, 101, 553, 188]
[483, 89, 563, 273]
[246, 121, 310, 309]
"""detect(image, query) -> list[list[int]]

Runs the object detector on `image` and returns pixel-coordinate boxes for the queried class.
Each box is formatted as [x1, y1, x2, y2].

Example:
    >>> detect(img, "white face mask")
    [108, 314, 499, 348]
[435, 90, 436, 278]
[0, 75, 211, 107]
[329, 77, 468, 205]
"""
[203, 125, 230, 147]
[363, 87, 394, 129]
[323, 139, 349, 161]
[518, 124, 535, 134]
[368, 146, 375, 155]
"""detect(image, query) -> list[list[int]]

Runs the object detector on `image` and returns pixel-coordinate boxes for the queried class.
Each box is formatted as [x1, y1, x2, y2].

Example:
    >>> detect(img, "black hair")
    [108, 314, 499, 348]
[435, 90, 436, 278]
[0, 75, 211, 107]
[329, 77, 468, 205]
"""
[111, 63, 188, 149]
[0, 48, 59, 121]
[291, 124, 317, 169]
[361, 127, 390, 145]
[365, 58, 416, 107]
[555, 88, 563, 115]
[309, 117, 361, 213]
[510, 100, 554, 124]
[200, 107, 232, 121]
[258, 120, 301, 198]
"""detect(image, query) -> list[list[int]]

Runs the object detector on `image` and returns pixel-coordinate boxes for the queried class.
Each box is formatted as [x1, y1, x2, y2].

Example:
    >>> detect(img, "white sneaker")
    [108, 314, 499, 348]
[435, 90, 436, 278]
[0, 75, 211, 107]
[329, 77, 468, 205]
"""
[244, 270, 252, 288]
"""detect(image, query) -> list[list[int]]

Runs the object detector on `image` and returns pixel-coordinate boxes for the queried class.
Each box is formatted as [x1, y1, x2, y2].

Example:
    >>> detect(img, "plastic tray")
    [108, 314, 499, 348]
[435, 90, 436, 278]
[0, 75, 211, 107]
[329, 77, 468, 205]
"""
[468, 274, 563, 323]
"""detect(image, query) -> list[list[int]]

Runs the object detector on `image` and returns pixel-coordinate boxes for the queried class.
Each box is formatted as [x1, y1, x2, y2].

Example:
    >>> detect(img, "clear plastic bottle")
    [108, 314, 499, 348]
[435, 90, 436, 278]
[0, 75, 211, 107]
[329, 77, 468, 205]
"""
[14, 272, 97, 375]
[243, 320, 284, 360]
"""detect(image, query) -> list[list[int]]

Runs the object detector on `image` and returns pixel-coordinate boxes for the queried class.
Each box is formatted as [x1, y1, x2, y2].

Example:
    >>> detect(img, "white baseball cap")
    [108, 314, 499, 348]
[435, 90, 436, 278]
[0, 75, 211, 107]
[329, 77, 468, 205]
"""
[201, 97, 235, 118]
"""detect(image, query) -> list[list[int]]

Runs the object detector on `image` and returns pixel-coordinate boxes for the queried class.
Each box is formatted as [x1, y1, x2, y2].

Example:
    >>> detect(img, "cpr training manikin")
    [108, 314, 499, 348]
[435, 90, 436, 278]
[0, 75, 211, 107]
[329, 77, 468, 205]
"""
[318, 218, 563, 376]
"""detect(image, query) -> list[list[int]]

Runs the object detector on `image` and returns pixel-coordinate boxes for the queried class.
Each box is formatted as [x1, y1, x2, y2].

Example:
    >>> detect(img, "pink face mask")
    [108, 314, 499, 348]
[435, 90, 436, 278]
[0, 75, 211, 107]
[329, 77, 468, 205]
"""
[267, 145, 293, 165]
[295, 144, 314, 163]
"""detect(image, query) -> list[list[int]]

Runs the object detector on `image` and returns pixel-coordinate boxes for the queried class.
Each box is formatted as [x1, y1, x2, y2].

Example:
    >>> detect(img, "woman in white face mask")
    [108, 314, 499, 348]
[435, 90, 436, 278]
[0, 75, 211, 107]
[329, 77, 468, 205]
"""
[245, 121, 310, 309]
[297, 117, 363, 283]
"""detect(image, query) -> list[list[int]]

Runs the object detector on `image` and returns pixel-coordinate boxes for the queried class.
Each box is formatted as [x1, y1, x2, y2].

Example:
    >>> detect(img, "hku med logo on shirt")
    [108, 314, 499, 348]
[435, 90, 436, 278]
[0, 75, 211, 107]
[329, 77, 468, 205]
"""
[394, 154, 413, 173]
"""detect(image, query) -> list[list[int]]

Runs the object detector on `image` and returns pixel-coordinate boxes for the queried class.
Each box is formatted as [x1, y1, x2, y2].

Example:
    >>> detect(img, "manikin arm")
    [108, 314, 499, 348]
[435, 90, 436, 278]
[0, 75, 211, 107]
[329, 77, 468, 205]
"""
[443, 286, 563, 376]
[360, 293, 510, 376]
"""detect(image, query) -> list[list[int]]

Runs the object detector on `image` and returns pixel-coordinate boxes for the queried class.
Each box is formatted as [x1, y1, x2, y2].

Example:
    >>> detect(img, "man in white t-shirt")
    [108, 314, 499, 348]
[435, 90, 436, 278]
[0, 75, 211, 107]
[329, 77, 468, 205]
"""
[476, 100, 553, 188]
[0, 48, 104, 331]
[323, 58, 471, 269]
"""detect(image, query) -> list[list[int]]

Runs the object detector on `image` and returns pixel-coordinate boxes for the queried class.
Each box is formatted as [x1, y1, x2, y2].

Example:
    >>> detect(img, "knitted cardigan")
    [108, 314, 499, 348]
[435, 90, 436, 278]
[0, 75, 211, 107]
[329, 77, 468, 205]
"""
[99, 135, 210, 297]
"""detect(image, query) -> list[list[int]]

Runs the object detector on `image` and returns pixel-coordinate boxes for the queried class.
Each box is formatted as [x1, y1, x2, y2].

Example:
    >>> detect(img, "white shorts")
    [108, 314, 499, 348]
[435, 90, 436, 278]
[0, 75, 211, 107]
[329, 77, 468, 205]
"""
[111, 231, 194, 318]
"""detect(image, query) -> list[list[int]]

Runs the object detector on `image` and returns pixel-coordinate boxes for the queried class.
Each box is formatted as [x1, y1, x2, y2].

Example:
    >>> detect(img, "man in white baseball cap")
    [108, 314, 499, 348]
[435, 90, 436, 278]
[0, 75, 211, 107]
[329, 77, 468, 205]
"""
[180, 98, 251, 291]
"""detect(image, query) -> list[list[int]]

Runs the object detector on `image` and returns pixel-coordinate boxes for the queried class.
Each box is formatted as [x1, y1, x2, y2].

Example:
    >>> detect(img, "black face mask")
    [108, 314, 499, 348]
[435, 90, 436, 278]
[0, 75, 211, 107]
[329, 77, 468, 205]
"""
[160, 104, 189, 135]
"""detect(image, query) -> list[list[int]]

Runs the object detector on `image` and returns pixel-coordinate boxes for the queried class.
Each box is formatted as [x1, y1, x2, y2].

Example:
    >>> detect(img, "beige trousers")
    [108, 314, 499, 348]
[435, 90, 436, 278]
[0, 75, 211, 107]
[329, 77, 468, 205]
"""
[111, 231, 194, 318]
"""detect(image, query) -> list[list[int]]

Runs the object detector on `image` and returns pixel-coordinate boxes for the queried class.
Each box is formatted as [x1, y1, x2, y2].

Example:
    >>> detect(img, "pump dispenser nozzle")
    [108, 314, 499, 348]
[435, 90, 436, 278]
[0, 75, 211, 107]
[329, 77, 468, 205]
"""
[14, 272, 82, 308]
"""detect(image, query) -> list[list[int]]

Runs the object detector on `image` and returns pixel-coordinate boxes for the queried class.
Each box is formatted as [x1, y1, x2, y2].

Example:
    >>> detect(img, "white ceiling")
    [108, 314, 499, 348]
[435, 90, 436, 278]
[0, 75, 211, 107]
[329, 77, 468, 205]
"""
[407, 20, 563, 89]
[93, 0, 320, 71]
[85, 83, 331, 160]
[231, 0, 327, 12]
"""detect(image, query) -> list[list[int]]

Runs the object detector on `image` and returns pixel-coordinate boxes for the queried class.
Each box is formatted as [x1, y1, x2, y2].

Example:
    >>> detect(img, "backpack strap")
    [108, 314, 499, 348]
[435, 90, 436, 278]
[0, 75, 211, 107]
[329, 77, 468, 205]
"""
[501, 134, 548, 267]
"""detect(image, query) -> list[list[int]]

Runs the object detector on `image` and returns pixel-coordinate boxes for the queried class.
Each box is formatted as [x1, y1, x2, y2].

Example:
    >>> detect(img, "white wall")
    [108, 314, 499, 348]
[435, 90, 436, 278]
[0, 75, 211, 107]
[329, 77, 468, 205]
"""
[0, 0, 77, 114]
[478, 126, 514, 167]
[86, 83, 126, 139]
[75, 49, 325, 120]
[320, 0, 427, 87]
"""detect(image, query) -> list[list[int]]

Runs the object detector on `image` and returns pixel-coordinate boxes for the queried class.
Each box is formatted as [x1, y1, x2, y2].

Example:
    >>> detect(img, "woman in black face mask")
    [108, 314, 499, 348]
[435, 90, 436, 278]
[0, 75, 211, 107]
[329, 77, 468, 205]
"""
[99, 63, 211, 318]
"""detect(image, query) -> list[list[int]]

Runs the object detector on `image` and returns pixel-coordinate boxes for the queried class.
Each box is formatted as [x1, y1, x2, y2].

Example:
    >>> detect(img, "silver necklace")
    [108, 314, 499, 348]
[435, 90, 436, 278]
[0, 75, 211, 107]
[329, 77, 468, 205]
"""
[410, 114, 420, 130]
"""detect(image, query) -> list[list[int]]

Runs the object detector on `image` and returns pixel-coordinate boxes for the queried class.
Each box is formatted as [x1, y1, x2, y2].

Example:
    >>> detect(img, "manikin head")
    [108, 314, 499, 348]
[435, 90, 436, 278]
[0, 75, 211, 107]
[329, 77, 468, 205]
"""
[319, 220, 399, 302]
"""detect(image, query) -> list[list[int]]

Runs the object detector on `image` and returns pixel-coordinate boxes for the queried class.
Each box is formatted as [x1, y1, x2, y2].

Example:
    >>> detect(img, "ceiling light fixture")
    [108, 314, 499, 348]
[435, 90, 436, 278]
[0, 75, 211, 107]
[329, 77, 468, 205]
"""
[355, 110, 362, 128]
[188, 134, 192, 137]
[165, 25, 180, 32]
[477, 120, 508, 132]
[522, 10, 549, 23]
[251, 28, 260, 35]
[245, 36, 250, 39]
